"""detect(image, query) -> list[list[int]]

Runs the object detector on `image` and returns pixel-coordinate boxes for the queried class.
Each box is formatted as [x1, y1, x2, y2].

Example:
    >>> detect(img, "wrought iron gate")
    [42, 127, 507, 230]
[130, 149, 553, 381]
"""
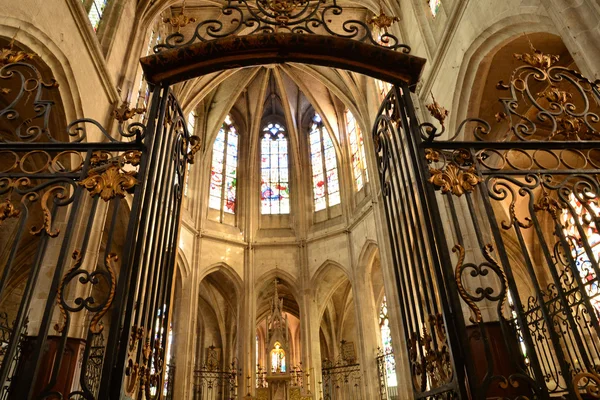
[192, 359, 239, 400]
[374, 48, 600, 398]
[0, 56, 194, 399]
[321, 358, 362, 400]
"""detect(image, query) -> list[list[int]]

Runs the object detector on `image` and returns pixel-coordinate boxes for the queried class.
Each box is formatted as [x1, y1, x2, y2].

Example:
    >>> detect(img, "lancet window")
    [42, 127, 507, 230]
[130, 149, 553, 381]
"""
[209, 115, 238, 215]
[429, 0, 441, 17]
[346, 110, 368, 191]
[84, 0, 109, 31]
[379, 296, 397, 387]
[261, 123, 290, 214]
[309, 114, 340, 211]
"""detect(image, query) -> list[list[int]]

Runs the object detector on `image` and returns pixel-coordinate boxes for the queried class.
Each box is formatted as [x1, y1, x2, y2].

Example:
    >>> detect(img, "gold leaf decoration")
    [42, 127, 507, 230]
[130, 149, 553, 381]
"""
[90, 253, 118, 334]
[54, 250, 84, 334]
[111, 101, 146, 123]
[30, 186, 65, 237]
[187, 135, 201, 164]
[369, 6, 400, 30]
[0, 198, 20, 225]
[429, 163, 480, 197]
[514, 47, 559, 70]
[425, 93, 449, 127]
[574, 372, 600, 400]
[0, 40, 35, 67]
[533, 187, 562, 220]
[424, 148, 440, 163]
[163, 1, 197, 32]
[79, 165, 138, 201]
[452, 244, 482, 323]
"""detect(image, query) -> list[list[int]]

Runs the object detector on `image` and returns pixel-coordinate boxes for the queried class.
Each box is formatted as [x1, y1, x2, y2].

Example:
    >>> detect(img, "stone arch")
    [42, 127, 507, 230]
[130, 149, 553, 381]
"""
[176, 252, 191, 279]
[200, 262, 244, 299]
[0, 18, 85, 123]
[311, 260, 353, 320]
[450, 14, 557, 134]
[255, 269, 300, 306]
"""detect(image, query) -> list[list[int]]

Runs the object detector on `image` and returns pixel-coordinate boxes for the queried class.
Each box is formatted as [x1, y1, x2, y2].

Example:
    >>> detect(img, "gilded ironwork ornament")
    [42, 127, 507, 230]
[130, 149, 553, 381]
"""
[79, 165, 138, 201]
[154, 0, 411, 53]
[112, 100, 146, 123]
[452, 244, 483, 323]
[163, 2, 197, 32]
[408, 314, 452, 392]
[30, 185, 65, 237]
[429, 163, 481, 196]
[425, 93, 448, 127]
[574, 372, 600, 399]
[0, 198, 20, 224]
[186, 135, 201, 164]
[0, 39, 35, 67]
[369, 6, 400, 30]
[513, 47, 559, 71]
[533, 185, 562, 219]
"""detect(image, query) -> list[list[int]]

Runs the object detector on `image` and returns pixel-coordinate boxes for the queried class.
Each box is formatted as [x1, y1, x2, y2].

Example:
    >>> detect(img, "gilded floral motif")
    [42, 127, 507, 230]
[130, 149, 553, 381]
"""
[429, 163, 481, 197]
[79, 165, 138, 201]
[0, 198, 20, 224]
[514, 47, 559, 70]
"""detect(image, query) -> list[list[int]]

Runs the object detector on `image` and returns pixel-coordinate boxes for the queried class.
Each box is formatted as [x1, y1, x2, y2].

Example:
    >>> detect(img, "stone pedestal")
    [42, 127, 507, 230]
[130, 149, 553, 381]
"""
[266, 373, 291, 400]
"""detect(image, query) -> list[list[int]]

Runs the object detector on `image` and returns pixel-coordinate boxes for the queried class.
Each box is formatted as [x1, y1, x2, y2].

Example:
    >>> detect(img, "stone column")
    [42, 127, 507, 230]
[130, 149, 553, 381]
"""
[240, 245, 256, 398]
[298, 241, 320, 397]
[173, 255, 200, 400]
[541, 0, 600, 79]
[348, 231, 380, 400]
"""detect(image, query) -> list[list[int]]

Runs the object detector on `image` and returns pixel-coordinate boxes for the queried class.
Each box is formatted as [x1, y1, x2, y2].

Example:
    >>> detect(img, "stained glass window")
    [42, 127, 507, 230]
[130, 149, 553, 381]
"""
[270, 342, 286, 373]
[310, 114, 341, 211]
[379, 296, 397, 387]
[346, 110, 369, 191]
[375, 80, 393, 102]
[86, 0, 109, 31]
[261, 123, 290, 214]
[184, 112, 196, 197]
[209, 115, 238, 215]
[429, 0, 441, 17]
[560, 192, 600, 313]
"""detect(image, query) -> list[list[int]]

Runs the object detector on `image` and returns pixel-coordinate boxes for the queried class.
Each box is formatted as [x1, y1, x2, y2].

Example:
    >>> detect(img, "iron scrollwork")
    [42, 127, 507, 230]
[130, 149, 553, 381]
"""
[154, 0, 411, 53]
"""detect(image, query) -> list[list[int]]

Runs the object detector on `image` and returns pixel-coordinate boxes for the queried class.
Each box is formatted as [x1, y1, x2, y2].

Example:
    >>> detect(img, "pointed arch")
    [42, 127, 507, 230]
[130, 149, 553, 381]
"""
[450, 15, 557, 135]
[200, 262, 244, 298]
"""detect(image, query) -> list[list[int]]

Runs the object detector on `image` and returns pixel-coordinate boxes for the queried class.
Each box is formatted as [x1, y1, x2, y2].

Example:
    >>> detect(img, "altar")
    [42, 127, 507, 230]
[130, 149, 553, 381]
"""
[251, 280, 312, 400]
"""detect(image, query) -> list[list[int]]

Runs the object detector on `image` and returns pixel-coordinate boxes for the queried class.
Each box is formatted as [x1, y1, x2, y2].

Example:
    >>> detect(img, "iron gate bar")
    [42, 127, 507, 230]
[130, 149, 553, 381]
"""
[399, 86, 473, 398]
[99, 84, 168, 400]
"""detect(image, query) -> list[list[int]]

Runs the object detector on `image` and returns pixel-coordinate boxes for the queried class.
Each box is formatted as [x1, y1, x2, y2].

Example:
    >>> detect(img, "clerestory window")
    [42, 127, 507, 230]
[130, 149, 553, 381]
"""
[261, 123, 290, 214]
[309, 114, 340, 211]
[346, 110, 369, 191]
[209, 115, 238, 217]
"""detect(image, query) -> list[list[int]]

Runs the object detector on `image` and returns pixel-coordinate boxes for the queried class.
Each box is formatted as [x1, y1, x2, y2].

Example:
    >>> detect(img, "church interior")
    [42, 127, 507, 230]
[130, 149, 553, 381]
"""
[1, 0, 600, 399]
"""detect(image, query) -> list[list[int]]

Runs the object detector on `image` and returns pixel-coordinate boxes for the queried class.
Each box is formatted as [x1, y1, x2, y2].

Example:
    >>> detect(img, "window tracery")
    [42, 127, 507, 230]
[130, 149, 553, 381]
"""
[310, 114, 340, 211]
[346, 110, 369, 191]
[261, 123, 290, 214]
[209, 115, 238, 216]
[379, 296, 397, 387]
